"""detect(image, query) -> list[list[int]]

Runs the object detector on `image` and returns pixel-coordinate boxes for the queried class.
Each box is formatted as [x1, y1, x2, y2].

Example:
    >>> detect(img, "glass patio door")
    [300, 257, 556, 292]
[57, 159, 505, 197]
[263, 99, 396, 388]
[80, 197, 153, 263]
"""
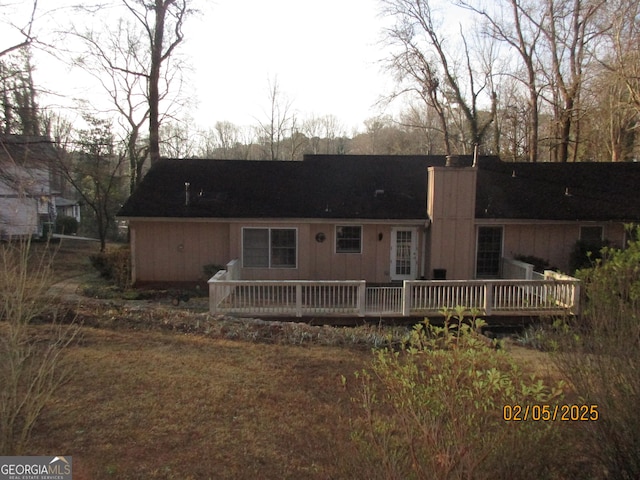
[390, 227, 418, 281]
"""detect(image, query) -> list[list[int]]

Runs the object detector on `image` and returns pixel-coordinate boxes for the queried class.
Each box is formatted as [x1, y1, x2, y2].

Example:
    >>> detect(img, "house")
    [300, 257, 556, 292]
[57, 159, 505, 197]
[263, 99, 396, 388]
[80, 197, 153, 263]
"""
[0, 135, 58, 238]
[54, 196, 81, 224]
[118, 154, 640, 287]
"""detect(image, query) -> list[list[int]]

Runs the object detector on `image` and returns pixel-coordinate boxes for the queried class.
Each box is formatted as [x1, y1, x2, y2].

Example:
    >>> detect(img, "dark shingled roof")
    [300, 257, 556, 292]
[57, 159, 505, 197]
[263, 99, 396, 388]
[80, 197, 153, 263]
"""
[0, 135, 58, 165]
[476, 159, 640, 221]
[118, 155, 459, 219]
[118, 154, 640, 222]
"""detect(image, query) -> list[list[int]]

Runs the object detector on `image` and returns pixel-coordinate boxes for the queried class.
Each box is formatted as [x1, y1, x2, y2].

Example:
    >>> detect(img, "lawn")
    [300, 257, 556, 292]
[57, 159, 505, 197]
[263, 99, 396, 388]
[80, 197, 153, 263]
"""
[20, 237, 566, 479]
[28, 328, 370, 479]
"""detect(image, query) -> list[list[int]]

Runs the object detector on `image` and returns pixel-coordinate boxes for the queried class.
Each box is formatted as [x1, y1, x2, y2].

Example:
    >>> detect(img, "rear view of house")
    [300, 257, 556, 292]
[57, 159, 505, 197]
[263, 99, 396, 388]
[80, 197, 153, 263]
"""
[118, 154, 640, 285]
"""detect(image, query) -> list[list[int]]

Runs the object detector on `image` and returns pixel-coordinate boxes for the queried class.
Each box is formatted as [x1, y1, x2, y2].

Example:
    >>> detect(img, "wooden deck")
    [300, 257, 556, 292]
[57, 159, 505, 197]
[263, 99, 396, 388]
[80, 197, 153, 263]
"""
[208, 272, 580, 319]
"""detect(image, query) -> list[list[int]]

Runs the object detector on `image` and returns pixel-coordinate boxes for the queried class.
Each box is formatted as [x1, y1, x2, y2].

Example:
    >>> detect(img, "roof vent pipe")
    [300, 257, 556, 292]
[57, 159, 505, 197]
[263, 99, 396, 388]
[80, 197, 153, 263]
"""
[445, 155, 463, 167]
[185, 182, 190, 206]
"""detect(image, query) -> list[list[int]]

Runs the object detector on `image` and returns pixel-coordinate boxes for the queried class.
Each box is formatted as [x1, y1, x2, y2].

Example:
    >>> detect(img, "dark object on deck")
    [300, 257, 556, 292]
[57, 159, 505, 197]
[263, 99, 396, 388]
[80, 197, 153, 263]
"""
[433, 269, 447, 280]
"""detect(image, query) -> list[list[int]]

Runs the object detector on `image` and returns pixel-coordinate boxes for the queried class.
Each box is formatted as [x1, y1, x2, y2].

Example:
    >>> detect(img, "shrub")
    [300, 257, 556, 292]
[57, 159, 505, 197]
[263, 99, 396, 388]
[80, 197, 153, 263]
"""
[89, 247, 131, 289]
[0, 238, 79, 454]
[345, 308, 571, 480]
[553, 226, 640, 479]
[568, 239, 608, 273]
[54, 215, 79, 235]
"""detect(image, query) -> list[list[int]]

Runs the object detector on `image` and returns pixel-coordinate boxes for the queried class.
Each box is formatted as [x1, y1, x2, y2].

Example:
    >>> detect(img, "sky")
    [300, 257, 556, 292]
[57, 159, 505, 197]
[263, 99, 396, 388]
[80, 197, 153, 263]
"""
[186, 0, 395, 132]
[2, 0, 398, 134]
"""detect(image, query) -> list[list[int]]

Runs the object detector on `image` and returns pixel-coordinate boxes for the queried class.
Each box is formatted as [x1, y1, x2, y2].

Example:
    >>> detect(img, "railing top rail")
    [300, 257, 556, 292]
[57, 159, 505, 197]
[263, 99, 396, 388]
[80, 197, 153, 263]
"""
[209, 279, 366, 286]
[405, 278, 579, 286]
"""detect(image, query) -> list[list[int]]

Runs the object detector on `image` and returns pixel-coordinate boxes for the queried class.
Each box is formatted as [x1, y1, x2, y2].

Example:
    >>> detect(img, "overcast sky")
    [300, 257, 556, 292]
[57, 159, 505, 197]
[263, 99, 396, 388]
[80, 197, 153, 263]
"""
[187, 0, 395, 132]
[2, 0, 397, 134]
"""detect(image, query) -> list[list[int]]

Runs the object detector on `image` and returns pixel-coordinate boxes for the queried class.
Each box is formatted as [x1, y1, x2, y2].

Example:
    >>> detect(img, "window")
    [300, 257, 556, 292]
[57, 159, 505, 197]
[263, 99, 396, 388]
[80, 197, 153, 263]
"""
[242, 228, 296, 268]
[476, 226, 503, 278]
[336, 226, 362, 253]
[580, 226, 603, 245]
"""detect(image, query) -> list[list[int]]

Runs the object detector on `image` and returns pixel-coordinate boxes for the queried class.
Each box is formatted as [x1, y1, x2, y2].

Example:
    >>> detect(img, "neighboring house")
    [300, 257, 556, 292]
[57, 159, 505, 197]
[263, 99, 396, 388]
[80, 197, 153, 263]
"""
[117, 154, 640, 284]
[54, 196, 81, 224]
[0, 135, 58, 238]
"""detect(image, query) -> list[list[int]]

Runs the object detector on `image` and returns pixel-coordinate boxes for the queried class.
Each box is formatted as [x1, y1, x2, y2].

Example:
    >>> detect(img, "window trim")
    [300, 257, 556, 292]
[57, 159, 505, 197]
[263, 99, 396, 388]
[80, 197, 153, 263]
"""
[242, 227, 298, 269]
[335, 225, 363, 254]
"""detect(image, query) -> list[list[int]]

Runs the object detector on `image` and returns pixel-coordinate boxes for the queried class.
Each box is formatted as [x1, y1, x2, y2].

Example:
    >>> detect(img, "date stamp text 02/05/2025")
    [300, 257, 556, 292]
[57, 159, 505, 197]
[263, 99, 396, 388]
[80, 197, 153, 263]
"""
[503, 404, 599, 422]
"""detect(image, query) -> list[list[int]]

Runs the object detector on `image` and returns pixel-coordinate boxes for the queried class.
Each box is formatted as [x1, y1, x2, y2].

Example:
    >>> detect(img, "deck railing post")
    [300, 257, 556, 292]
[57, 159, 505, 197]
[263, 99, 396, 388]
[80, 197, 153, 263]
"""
[402, 281, 411, 317]
[358, 281, 366, 317]
[209, 283, 217, 314]
[573, 281, 581, 315]
[484, 281, 493, 316]
[296, 283, 302, 317]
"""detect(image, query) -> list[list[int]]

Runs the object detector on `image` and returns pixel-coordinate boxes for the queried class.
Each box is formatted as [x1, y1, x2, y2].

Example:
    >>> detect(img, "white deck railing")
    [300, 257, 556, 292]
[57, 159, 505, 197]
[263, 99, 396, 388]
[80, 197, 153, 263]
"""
[209, 280, 366, 317]
[209, 270, 580, 318]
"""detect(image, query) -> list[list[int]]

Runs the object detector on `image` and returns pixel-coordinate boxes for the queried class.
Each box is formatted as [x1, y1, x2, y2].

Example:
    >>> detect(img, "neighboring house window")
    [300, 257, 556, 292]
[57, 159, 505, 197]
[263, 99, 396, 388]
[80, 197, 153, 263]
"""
[580, 226, 603, 245]
[336, 226, 362, 253]
[242, 228, 296, 268]
[476, 226, 503, 278]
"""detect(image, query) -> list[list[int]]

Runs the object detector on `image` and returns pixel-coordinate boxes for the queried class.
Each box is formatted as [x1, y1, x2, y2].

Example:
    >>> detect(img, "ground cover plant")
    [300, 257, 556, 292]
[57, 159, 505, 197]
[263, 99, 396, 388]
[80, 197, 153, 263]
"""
[343, 309, 584, 480]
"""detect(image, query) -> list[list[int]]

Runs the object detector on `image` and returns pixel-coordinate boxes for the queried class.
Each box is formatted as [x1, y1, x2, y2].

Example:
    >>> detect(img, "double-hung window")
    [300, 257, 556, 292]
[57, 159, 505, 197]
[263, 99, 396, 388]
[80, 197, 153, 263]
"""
[476, 226, 503, 278]
[336, 226, 362, 253]
[243, 228, 296, 268]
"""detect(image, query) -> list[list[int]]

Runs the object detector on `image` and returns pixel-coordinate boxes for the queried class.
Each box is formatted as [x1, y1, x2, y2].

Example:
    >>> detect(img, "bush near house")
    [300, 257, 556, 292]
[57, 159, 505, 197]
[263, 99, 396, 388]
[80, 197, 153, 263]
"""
[89, 247, 131, 289]
[568, 238, 608, 273]
[54, 215, 79, 235]
[553, 228, 640, 479]
[345, 309, 577, 480]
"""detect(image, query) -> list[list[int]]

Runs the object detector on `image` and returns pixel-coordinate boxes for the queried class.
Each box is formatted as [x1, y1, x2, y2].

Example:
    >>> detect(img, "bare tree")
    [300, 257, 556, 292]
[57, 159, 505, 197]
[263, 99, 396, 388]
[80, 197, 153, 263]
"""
[381, 0, 497, 156]
[56, 115, 127, 252]
[461, 0, 544, 162]
[70, 18, 150, 193]
[214, 121, 240, 158]
[0, 0, 38, 58]
[159, 116, 197, 158]
[601, 0, 640, 161]
[257, 77, 294, 160]
[536, 0, 607, 162]
[122, 0, 192, 165]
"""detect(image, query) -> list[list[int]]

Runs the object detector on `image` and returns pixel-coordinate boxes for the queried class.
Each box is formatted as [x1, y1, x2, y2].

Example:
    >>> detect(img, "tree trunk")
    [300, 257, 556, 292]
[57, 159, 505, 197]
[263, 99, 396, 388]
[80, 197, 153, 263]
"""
[148, 1, 166, 165]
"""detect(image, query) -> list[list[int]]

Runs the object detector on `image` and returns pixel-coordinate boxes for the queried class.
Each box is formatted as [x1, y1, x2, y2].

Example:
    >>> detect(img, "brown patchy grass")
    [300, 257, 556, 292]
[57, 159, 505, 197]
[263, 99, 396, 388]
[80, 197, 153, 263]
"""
[20, 239, 569, 478]
[28, 327, 371, 479]
[24, 325, 566, 480]
[33, 237, 103, 280]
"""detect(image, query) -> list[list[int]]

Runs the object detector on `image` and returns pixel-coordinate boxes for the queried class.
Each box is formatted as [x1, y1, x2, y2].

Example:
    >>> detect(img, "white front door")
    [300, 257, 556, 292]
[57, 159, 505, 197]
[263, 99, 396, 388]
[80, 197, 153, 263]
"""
[390, 227, 418, 281]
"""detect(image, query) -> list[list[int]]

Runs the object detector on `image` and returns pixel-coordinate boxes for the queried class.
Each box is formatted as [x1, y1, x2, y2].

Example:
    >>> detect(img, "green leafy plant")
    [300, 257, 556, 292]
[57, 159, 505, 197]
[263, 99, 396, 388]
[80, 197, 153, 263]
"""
[553, 225, 640, 479]
[54, 215, 79, 235]
[346, 308, 569, 479]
